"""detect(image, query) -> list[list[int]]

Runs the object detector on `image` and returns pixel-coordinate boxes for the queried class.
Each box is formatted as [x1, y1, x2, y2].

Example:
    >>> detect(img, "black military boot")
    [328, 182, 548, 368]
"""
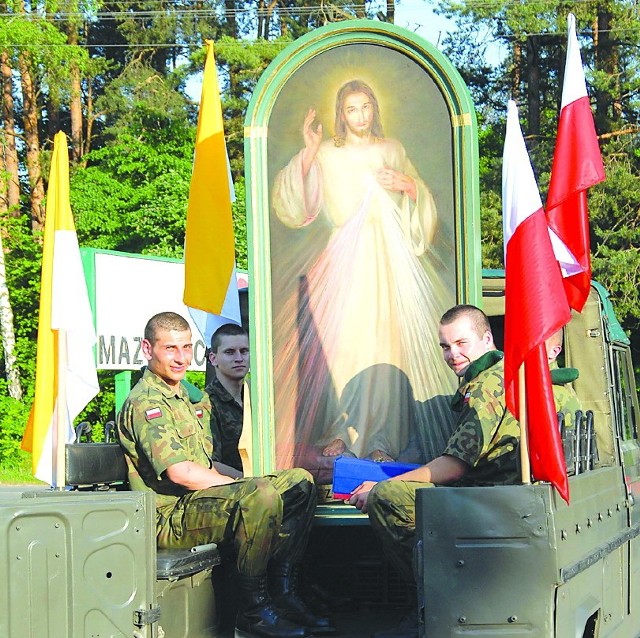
[269, 562, 336, 635]
[235, 573, 307, 638]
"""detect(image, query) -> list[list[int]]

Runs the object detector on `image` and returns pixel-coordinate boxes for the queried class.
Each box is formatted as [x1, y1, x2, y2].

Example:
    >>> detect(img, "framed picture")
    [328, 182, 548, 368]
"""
[245, 20, 480, 482]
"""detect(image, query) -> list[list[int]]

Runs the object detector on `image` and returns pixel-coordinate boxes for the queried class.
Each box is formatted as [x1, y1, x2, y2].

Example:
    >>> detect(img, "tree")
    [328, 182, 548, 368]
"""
[71, 74, 196, 256]
[0, 228, 21, 399]
[0, 49, 19, 214]
[438, 0, 640, 361]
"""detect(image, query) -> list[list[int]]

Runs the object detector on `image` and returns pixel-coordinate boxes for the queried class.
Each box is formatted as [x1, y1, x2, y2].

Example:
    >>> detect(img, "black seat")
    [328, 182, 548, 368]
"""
[65, 441, 128, 489]
[157, 544, 222, 579]
[65, 432, 221, 579]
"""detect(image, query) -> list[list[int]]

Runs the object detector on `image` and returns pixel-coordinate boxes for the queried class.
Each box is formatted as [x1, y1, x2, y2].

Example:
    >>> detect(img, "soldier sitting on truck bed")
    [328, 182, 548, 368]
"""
[348, 305, 580, 638]
[117, 311, 335, 638]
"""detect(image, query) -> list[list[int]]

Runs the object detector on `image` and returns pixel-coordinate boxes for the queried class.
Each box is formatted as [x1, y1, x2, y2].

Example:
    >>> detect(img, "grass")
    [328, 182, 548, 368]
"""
[0, 453, 44, 485]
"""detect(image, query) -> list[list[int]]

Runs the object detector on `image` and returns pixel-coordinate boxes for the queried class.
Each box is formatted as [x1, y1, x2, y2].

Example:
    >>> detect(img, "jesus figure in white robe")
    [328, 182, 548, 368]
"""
[271, 79, 456, 477]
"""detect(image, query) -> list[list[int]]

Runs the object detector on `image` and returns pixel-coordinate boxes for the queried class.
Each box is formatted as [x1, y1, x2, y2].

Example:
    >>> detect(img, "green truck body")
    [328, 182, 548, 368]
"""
[2, 275, 638, 637]
[414, 274, 640, 638]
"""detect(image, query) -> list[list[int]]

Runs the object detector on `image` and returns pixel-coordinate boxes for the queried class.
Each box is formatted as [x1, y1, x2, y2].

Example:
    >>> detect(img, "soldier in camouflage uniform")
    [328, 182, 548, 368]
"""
[117, 312, 334, 638]
[350, 306, 580, 638]
[205, 323, 249, 473]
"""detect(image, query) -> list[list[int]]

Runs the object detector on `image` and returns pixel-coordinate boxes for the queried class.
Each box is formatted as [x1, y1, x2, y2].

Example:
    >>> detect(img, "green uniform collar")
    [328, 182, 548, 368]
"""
[451, 350, 503, 411]
[181, 378, 204, 403]
[551, 367, 579, 385]
[462, 350, 503, 383]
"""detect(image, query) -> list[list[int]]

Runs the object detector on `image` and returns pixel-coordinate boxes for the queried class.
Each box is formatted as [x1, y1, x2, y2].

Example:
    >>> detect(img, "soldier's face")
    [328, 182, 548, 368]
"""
[209, 334, 249, 382]
[439, 316, 493, 377]
[142, 328, 193, 388]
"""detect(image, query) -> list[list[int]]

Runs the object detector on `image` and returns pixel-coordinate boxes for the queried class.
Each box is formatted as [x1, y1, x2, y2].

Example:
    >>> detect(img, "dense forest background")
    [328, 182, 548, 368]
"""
[1, 0, 639, 475]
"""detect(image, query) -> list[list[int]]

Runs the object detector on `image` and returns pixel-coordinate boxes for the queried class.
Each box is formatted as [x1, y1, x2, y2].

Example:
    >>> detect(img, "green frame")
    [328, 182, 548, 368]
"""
[244, 19, 481, 475]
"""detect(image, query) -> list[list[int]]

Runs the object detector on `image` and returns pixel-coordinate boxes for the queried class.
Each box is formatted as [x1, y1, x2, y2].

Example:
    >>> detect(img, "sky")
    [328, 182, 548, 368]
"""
[186, 4, 504, 99]
[395, 0, 506, 66]
[393, 0, 454, 48]
[186, 3, 456, 99]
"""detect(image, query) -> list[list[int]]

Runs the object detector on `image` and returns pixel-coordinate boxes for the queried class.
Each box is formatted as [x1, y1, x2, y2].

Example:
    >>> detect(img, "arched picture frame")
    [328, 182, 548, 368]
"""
[245, 20, 481, 481]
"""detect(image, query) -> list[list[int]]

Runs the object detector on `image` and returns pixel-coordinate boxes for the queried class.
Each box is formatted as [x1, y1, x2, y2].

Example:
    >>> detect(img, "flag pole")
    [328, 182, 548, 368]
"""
[518, 363, 531, 485]
[55, 329, 67, 490]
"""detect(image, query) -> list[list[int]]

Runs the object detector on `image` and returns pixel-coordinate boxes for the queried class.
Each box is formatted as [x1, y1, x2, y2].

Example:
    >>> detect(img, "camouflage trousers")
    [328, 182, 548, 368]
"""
[367, 480, 435, 584]
[156, 468, 316, 576]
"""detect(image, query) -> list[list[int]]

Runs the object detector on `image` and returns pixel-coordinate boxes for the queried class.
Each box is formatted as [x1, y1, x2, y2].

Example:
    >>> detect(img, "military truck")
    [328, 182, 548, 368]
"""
[2, 18, 639, 638]
[1, 272, 638, 638]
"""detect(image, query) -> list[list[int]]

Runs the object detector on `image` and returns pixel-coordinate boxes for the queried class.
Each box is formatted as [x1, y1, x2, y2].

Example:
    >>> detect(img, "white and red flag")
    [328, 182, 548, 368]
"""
[547, 13, 605, 312]
[503, 100, 572, 503]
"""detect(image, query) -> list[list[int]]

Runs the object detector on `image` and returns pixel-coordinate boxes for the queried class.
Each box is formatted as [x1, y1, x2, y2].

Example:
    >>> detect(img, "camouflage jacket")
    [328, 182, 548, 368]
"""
[445, 351, 520, 486]
[205, 375, 243, 472]
[551, 363, 582, 426]
[117, 368, 214, 509]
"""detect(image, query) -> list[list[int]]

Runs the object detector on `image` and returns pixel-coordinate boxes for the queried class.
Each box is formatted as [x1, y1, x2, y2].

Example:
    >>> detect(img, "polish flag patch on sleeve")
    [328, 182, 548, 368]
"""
[145, 407, 163, 420]
[195, 409, 203, 418]
[463, 391, 472, 405]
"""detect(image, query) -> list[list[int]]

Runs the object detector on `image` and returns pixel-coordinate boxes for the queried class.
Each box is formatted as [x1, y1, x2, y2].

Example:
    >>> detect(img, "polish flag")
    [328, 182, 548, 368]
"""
[503, 101, 571, 503]
[547, 13, 605, 312]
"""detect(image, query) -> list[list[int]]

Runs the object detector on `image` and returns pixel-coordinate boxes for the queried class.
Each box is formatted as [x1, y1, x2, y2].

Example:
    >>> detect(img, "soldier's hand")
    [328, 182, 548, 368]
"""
[347, 480, 377, 513]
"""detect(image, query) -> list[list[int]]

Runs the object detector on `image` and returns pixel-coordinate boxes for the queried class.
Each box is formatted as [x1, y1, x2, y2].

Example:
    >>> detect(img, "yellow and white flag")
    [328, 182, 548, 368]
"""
[21, 132, 100, 487]
[184, 40, 240, 345]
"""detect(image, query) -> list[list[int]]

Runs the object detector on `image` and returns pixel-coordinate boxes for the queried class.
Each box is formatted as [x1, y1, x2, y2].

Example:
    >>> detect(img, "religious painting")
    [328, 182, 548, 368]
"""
[245, 24, 480, 484]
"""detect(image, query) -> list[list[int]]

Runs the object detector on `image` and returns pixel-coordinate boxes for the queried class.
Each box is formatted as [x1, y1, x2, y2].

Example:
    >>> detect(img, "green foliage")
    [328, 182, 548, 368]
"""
[0, 391, 30, 469]
[71, 114, 195, 257]
[0, 215, 41, 392]
[212, 36, 292, 176]
[95, 62, 196, 140]
[233, 177, 248, 270]
[590, 137, 640, 335]
[0, 460, 41, 485]
[0, 13, 91, 125]
[77, 371, 117, 436]
[185, 370, 205, 391]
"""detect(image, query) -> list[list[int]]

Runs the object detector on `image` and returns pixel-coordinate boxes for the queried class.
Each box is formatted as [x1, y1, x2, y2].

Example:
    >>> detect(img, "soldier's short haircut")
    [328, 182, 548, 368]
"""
[440, 304, 491, 338]
[211, 323, 248, 352]
[145, 312, 191, 343]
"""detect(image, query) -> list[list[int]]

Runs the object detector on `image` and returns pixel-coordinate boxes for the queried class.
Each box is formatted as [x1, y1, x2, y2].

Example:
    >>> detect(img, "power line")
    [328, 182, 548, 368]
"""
[0, 0, 617, 13]
[6, 23, 640, 49]
[2, 0, 640, 46]
[6, 5, 357, 20]
[3, 0, 639, 21]
[6, 40, 292, 48]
